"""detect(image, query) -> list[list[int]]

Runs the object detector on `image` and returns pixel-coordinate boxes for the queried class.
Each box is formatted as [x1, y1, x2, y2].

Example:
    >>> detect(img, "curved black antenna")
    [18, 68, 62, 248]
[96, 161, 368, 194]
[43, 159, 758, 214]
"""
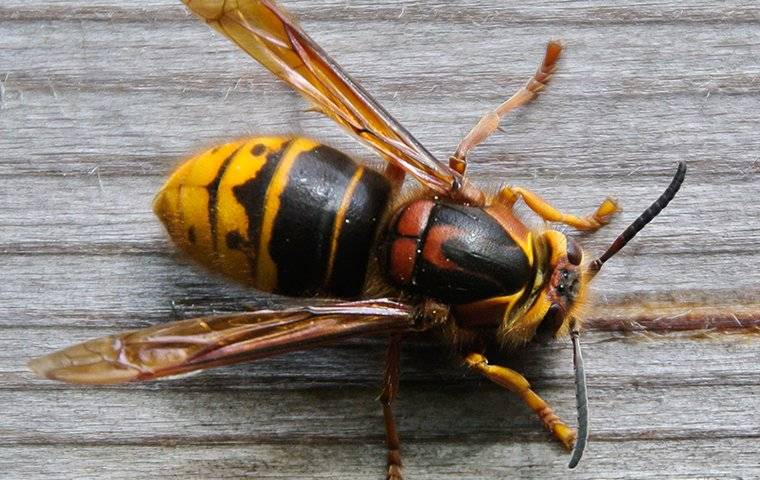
[568, 327, 588, 469]
[587, 162, 687, 278]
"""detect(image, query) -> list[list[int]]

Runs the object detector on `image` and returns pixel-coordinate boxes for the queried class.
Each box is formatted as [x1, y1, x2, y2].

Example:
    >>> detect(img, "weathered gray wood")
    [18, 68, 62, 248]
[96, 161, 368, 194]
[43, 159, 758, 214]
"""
[1, 1, 759, 479]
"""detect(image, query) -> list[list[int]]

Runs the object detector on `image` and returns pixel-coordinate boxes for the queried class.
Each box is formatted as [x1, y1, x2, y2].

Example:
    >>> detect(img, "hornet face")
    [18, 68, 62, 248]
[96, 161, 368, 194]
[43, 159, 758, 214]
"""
[533, 233, 587, 342]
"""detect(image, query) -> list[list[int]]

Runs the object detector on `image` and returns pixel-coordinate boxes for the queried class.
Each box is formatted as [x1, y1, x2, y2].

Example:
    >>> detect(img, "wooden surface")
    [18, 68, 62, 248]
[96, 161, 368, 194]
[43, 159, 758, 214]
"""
[2, 1, 759, 478]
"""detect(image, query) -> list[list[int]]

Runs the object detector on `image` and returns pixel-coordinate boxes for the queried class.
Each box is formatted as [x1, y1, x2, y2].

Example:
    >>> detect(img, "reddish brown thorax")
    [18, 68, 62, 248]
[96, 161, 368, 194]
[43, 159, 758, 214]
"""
[381, 199, 532, 305]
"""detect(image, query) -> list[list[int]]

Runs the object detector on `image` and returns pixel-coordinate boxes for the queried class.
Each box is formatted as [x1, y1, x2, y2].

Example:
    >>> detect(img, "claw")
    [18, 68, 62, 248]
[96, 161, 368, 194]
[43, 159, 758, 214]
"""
[592, 197, 620, 225]
[553, 423, 577, 451]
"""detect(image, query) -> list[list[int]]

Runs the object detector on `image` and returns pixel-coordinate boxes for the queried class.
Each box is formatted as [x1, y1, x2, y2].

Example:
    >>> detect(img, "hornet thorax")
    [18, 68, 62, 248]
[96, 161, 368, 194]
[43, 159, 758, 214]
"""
[381, 200, 536, 304]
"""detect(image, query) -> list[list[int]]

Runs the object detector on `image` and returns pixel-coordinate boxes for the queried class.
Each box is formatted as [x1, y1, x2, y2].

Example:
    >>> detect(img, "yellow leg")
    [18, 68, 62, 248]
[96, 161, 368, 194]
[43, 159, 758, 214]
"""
[496, 185, 619, 231]
[463, 352, 576, 450]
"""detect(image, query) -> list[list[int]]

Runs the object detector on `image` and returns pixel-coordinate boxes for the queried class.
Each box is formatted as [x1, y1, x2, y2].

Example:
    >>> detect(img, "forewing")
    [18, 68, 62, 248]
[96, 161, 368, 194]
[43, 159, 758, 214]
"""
[29, 299, 415, 384]
[181, 0, 461, 194]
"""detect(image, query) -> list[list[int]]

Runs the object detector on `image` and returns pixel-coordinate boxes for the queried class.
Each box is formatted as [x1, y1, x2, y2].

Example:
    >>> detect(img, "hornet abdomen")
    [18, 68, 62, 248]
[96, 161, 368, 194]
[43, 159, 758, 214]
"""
[153, 136, 391, 297]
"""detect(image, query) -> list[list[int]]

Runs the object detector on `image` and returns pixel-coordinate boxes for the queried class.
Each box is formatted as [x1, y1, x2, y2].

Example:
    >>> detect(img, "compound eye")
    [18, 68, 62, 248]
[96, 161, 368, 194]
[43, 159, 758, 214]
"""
[535, 304, 564, 342]
[567, 237, 583, 266]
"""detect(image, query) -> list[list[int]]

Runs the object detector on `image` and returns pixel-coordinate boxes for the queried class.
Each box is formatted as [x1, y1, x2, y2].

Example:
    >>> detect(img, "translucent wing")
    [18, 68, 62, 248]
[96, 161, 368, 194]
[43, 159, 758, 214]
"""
[181, 0, 467, 197]
[29, 299, 415, 384]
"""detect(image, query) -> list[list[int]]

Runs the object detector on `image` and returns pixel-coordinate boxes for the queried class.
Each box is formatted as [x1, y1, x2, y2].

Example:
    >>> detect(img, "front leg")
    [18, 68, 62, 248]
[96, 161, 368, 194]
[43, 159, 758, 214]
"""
[496, 185, 619, 231]
[463, 352, 576, 450]
[380, 335, 404, 480]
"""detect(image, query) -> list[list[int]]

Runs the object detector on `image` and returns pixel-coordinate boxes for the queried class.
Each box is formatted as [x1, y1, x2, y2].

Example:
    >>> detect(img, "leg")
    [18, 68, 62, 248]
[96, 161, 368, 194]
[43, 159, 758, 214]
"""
[463, 352, 576, 450]
[450, 40, 563, 175]
[496, 185, 619, 231]
[380, 335, 403, 480]
[384, 163, 406, 194]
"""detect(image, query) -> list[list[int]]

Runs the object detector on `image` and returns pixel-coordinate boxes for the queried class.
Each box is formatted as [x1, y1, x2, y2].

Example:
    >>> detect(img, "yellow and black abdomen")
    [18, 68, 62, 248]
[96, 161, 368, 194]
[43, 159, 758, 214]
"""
[153, 137, 391, 297]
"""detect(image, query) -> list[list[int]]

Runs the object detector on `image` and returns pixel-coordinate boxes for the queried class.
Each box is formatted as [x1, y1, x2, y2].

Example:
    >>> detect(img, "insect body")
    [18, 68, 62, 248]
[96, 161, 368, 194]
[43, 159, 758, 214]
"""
[29, 0, 687, 478]
[383, 199, 585, 346]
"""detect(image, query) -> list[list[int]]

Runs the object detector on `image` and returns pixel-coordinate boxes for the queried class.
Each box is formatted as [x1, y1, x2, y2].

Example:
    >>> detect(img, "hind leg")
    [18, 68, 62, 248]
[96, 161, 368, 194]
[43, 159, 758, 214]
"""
[380, 335, 404, 480]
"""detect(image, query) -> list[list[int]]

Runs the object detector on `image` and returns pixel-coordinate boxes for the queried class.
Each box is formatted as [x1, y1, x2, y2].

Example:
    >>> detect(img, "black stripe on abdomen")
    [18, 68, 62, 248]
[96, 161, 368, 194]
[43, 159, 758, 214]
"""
[205, 145, 241, 253]
[328, 167, 391, 297]
[268, 145, 358, 296]
[233, 140, 293, 265]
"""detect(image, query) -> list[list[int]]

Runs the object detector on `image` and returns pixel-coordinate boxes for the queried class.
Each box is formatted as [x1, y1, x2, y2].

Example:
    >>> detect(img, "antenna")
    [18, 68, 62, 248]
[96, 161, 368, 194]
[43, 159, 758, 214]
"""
[587, 162, 686, 279]
[568, 327, 588, 468]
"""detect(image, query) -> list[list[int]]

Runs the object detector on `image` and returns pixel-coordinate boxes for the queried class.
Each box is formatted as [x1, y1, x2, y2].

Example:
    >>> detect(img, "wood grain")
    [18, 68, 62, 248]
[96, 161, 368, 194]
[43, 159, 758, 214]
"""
[2, 1, 758, 479]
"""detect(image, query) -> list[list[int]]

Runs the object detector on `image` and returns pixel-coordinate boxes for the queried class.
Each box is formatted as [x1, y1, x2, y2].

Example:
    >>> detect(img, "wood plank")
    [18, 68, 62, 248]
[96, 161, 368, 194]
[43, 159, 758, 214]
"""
[5, 438, 760, 480]
[2, 0, 758, 479]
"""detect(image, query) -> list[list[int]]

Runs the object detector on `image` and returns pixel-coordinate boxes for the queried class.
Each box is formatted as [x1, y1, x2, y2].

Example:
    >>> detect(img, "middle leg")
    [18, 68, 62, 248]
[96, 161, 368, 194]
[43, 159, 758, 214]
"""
[384, 163, 406, 194]
[450, 40, 563, 175]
